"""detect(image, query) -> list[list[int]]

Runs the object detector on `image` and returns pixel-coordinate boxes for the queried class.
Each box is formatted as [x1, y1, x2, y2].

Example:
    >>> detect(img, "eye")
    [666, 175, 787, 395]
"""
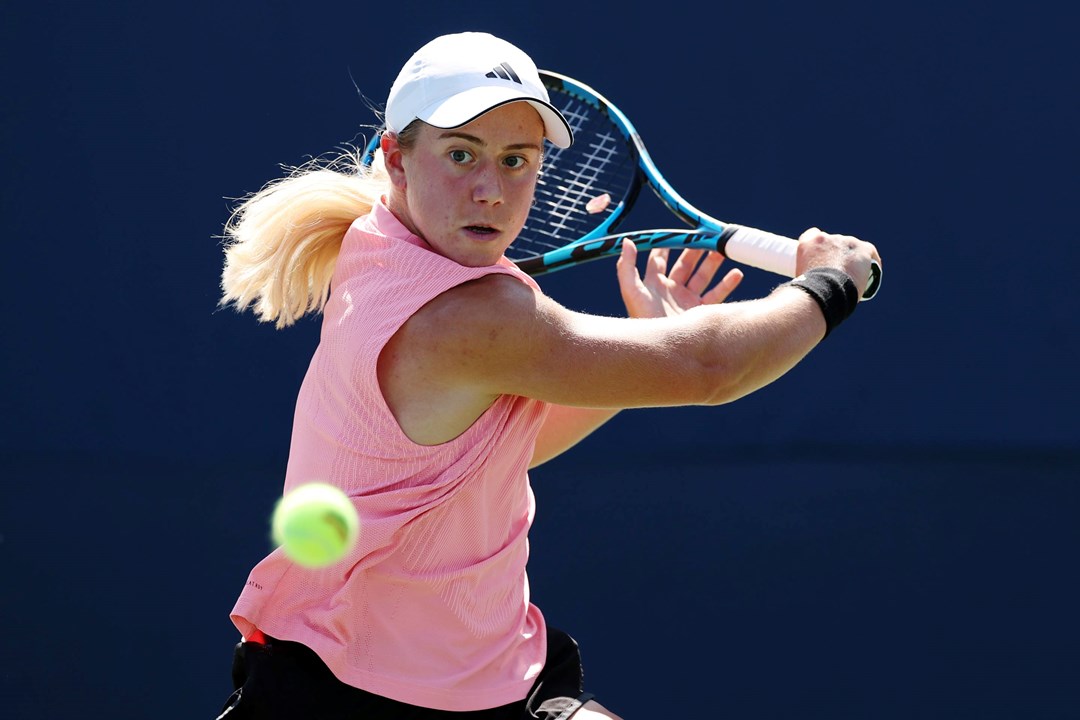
[449, 149, 473, 164]
[503, 155, 528, 169]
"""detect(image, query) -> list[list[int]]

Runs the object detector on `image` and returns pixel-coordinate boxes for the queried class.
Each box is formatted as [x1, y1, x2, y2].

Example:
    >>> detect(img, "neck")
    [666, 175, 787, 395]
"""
[386, 191, 422, 240]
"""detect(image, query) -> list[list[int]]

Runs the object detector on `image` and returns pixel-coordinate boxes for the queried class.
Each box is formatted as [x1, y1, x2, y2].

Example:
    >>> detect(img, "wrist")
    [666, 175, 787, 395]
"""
[783, 267, 859, 338]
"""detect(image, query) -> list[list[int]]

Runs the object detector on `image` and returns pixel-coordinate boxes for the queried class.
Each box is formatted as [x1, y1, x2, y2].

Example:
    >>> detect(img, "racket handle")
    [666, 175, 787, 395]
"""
[723, 226, 881, 301]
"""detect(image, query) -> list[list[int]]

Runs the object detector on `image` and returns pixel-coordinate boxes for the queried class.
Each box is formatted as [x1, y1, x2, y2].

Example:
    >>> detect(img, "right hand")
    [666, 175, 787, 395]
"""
[795, 228, 882, 297]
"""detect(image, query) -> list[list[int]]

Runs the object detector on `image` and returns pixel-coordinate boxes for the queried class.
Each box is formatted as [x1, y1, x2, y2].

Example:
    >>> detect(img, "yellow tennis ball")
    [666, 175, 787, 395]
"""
[271, 482, 360, 569]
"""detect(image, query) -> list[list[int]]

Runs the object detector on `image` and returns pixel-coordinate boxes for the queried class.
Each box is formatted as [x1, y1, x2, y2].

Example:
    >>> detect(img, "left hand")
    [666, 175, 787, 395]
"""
[616, 239, 743, 319]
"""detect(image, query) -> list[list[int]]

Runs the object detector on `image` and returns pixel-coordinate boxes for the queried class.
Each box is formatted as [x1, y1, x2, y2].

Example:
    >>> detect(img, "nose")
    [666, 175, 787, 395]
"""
[471, 160, 503, 205]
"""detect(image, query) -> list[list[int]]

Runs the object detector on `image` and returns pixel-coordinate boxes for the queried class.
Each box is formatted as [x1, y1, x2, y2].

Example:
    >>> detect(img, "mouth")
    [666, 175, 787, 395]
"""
[463, 224, 500, 237]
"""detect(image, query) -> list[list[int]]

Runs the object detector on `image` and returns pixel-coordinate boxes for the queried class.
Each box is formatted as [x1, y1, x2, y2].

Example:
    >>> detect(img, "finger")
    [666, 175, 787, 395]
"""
[616, 238, 642, 291]
[701, 268, 744, 305]
[867, 242, 882, 267]
[667, 249, 703, 286]
[685, 250, 726, 296]
[643, 247, 670, 285]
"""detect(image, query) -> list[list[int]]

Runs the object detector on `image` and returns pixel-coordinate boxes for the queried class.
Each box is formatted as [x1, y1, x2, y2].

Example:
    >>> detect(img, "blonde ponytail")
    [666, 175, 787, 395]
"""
[219, 144, 390, 329]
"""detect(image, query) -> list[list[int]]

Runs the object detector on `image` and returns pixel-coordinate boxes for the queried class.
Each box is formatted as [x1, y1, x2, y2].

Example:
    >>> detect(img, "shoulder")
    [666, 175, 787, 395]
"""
[408, 271, 558, 339]
[377, 272, 553, 444]
[389, 270, 583, 395]
[378, 272, 564, 422]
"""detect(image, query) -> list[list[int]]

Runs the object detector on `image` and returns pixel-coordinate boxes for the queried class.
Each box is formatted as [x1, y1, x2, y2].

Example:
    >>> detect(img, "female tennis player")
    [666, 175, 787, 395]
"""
[215, 31, 881, 720]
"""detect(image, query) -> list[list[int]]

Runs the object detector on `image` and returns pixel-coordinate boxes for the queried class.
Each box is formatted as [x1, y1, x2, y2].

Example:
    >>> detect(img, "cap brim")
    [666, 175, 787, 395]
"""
[417, 86, 573, 148]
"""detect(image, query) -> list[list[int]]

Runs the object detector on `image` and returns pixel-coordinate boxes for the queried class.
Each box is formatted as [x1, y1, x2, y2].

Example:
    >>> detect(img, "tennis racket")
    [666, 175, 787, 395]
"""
[362, 70, 881, 299]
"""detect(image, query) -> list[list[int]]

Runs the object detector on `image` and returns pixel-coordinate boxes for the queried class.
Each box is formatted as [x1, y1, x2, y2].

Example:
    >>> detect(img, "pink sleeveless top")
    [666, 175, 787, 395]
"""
[230, 201, 551, 711]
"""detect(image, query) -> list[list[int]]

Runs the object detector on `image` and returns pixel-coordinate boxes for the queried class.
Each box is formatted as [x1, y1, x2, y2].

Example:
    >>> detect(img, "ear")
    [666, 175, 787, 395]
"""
[381, 133, 407, 190]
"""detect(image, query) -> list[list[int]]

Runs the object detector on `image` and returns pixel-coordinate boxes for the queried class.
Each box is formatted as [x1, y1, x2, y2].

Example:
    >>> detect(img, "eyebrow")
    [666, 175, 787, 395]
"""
[436, 131, 542, 152]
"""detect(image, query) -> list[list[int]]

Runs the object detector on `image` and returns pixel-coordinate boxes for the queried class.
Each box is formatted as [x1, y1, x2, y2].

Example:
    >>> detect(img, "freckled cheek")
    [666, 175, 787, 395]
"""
[411, 171, 464, 226]
[509, 178, 538, 219]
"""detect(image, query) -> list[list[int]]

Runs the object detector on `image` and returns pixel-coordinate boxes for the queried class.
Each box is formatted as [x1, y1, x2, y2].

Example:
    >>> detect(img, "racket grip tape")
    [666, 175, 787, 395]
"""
[721, 226, 881, 301]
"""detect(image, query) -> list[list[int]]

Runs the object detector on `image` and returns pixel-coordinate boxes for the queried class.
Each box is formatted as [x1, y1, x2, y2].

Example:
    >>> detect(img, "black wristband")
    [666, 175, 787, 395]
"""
[785, 267, 859, 338]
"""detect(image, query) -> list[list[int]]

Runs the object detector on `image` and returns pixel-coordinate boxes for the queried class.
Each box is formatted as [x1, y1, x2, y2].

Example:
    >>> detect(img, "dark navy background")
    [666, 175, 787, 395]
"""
[2, 1, 1077, 717]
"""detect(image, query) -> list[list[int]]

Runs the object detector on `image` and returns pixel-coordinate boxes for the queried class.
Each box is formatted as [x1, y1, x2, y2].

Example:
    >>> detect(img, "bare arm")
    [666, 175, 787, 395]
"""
[378, 228, 879, 446]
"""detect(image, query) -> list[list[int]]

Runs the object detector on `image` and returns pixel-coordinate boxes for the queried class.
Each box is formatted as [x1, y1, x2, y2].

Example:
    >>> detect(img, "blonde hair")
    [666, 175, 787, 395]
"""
[219, 134, 402, 329]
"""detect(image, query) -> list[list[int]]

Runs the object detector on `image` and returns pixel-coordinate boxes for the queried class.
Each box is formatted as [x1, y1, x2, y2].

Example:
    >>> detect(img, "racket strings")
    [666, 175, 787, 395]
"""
[531, 133, 620, 239]
[511, 94, 636, 261]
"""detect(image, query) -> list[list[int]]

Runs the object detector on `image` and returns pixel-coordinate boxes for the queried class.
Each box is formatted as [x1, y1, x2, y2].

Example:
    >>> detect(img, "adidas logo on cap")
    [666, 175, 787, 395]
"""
[485, 62, 522, 84]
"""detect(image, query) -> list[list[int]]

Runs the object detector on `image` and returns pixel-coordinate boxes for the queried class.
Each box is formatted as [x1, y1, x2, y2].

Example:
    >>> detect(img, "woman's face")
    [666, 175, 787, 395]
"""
[385, 102, 545, 267]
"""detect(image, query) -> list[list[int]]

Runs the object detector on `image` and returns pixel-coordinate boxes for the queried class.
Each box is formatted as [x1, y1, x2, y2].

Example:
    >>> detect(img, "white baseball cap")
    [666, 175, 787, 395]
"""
[385, 32, 573, 148]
